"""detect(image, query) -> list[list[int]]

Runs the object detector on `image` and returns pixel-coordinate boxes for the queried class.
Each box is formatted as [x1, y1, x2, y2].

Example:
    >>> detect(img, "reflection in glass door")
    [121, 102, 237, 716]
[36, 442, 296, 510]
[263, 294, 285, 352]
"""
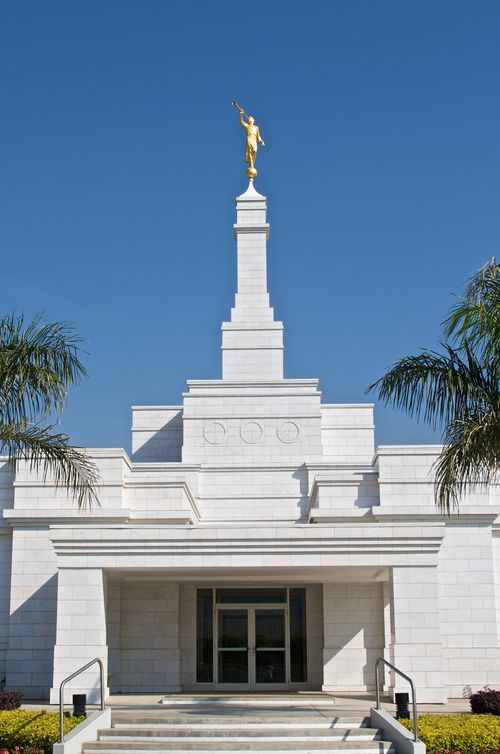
[217, 609, 248, 684]
[216, 606, 288, 687]
[255, 608, 286, 684]
[200, 588, 307, 688]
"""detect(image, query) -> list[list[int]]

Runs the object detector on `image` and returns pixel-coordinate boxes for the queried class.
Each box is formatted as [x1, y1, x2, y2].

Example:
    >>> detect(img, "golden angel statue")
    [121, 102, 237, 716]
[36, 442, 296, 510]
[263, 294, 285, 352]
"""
[232, 102, 265, 179]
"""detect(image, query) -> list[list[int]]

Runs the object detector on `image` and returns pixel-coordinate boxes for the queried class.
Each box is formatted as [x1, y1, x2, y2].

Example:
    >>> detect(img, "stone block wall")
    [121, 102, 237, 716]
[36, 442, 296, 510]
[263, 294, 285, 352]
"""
[494, 532, 500, 647]
[321, 405, 375, 465]
[305, 584, 324, 689]
[6, 528, 57, 699]
[12, 453, 127, 513]
[377, 446, 440, 506]
[179, 584, 197, 689]
[110, 581, 181, 692]
[222, 322, 284, 381]
[131, 407, 183, 462]
[0, 531, 11, 683]
[376, 446, 492, 508]
[198, 466, 309, 521]
[323, 583, 384, 692]
[0, 461, 13, 682]
[389, 566, 446, 703]
[106, 581, 121, 692]
[50, 568, 108, 704]
[181, 381, 323, 465]
[438, 523, 500, 695]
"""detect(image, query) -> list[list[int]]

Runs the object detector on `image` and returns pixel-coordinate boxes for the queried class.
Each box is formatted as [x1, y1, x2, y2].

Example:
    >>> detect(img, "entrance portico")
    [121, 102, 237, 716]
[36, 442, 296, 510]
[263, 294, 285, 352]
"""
[47, 518, 447, 703]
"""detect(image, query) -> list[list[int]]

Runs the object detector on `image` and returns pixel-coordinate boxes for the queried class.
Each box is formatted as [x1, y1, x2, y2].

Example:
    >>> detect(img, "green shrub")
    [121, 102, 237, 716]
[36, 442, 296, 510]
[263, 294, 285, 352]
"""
[399, 714, 500, 754]
[470, 690, 500, 715]
[0, 710, 84, 754]
[0, 693, 23, 711]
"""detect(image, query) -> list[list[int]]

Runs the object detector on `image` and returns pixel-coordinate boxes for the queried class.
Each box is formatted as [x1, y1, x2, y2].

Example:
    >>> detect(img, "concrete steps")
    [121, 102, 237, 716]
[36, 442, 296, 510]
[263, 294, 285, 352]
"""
[84, 745, 395, 753]
[86, 741, 396, 754]
[111, 717, 372, 729]
[83, 710, 395, 754]
[160, 696, 338, 707]
[104, 727, 382, 738]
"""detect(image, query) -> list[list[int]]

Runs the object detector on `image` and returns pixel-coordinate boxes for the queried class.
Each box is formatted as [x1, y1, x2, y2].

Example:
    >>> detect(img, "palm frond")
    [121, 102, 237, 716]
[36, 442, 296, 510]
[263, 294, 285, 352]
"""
[366, 343, 492, 430]
[368, 258, 500, 512]
[0, 421, 100, 510]
[434, 406, 500, 513]
[0, 314, 88, 426]
[444, 258, 500, 364]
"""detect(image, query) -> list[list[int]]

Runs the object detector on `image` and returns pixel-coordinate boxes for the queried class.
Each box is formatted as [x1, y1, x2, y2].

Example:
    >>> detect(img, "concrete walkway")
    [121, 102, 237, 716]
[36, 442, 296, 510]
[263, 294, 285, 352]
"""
[22, 692, 472, 716]
[108, 692, 471, 716]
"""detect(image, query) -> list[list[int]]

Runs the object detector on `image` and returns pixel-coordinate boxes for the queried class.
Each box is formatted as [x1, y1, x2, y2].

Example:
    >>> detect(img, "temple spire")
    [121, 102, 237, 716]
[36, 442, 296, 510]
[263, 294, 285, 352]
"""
[221, 183, 284, 380]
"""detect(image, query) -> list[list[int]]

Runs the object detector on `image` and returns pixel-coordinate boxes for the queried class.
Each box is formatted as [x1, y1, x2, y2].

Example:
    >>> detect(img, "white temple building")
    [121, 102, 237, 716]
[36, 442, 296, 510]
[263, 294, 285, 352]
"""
[0, 180, 499, 704]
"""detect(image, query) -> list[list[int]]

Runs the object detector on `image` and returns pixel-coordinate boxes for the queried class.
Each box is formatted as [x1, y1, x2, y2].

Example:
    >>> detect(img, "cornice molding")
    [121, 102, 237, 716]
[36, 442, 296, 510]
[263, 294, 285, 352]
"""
[233, 223, 270, 241]
[49, 522, 444, 561]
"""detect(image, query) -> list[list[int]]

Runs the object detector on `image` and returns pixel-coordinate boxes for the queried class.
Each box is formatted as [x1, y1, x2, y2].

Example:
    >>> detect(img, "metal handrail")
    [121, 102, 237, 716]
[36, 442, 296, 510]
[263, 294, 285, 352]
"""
[58, 657, 105, 742]
[375, 656, 418, 742]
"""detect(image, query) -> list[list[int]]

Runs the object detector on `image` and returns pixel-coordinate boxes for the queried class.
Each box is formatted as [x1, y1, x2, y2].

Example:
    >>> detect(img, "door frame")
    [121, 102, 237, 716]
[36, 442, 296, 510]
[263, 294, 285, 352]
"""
[214, 603, 290, 690]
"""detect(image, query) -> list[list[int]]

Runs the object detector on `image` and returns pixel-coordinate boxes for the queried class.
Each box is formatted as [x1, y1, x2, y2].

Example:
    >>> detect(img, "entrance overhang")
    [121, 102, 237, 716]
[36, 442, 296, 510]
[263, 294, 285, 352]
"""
[49, 522, 444, 571]
[103, 566, 390, 583]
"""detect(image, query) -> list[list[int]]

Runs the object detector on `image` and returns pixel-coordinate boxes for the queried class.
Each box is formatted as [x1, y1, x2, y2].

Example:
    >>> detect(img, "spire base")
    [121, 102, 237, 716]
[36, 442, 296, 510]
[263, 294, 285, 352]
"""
[238, 179, 266, 200]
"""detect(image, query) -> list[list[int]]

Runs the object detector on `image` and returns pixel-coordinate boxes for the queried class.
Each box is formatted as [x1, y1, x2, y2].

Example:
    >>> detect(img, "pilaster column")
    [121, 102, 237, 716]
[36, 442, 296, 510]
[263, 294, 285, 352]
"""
[389, 566, 447, 703]
[50, 568, 109, 704]
[382, 581, 391, 692]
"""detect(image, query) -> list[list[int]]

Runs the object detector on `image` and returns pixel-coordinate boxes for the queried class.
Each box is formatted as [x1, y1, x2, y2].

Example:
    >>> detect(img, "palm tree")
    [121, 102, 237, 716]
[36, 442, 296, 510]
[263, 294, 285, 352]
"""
[367, 259, 500, 513]
[0, 314, 99, 508]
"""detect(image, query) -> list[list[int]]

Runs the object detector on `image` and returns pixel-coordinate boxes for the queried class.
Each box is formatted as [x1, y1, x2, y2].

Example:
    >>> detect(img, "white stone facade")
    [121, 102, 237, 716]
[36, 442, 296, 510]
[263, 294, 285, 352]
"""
[0, 181, 499, 703]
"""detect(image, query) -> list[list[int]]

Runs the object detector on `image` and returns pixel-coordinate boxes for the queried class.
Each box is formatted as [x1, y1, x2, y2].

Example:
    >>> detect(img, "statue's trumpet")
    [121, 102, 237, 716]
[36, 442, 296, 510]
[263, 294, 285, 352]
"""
[231, 101, 245, 114]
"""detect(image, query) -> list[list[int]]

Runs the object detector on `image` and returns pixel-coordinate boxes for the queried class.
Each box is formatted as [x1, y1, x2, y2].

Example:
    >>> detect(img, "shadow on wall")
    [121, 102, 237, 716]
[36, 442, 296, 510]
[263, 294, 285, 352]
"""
[132, 412, 183, 462]
[5, 574, 57, 699]
[292, 465, 310, 520]
[324, 583, 385, 691]
[325, 643, 383, 690]
[106, 581, 181, 693]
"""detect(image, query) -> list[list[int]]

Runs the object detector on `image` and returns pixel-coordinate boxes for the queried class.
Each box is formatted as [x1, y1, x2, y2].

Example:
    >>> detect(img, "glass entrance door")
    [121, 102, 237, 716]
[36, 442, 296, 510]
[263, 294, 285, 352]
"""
[217, 609, 249, 684]
[216, 606, 287, 688]
[255, 608, 286, 685]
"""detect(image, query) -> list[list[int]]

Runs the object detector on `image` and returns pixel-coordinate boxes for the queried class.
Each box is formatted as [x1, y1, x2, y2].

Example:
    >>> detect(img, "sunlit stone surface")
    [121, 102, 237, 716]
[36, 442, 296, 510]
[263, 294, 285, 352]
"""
[0, 182, 499, 704]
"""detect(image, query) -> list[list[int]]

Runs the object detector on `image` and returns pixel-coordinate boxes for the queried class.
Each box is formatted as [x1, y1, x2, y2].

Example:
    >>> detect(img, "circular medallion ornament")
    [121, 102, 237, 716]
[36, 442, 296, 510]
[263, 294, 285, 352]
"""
[203, 421, 226, 445]
[277, 421, 300, 444]
[240, 421, 263, 444]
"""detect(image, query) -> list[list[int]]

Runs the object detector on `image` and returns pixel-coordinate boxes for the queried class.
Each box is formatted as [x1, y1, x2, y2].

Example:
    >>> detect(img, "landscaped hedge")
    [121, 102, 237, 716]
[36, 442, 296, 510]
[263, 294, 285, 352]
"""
[0, 695, 22, 712]
[470, 690, 500, 715]
[399, 714, 500, 754]
[0, 710, 83, 754]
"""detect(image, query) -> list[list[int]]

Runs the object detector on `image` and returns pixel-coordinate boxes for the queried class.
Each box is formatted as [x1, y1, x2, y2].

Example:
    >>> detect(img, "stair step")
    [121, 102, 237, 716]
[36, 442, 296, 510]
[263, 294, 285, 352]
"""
[83, 742, 395, 752]
[112, 723, 374, 731]
[161, 697, 336, 707]
[111, 717, 371, 728]
[102, 729, 381, 740]
[101, 708, 384, 754]
[160, 696, 333, 700]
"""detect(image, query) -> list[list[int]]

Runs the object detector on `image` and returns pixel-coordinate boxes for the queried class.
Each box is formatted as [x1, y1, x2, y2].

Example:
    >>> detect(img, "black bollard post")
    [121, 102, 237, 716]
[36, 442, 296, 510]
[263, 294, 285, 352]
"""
[395, 692, 410, 719]
[73, 693, 87, 718]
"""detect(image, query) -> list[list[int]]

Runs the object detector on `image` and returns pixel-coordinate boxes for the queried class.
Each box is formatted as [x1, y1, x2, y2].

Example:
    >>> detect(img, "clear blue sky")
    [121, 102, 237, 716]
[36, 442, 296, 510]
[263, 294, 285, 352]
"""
[2, 1, 499, 452]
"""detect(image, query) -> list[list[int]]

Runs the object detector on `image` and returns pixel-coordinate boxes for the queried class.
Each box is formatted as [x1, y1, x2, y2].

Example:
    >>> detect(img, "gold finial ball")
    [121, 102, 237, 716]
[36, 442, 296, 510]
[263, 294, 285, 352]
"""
[246, 166, 258, 180]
